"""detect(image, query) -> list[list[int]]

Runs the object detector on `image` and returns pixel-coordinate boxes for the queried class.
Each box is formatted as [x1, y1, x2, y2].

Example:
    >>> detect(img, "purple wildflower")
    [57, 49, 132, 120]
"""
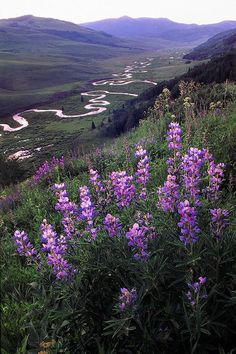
[33, 156, 64, 184]
[135, 145, 150, 200]
[181, 148, 207, 206]
[13, 230, 38, 259]
[110, 171, 136, 207]
[40, 220, 75, 280]
[89, 169, 106, 193]
[126, 223, 151, 260]
[104, 214, 122, 237]
[186, 276, 207, 307]
[119, 287, 137, 311]
[157, 174, 180, 212]
[167, 122, 182, 151]
[210, 208, 229, 240]
[206, 161, 225, 201]
[177, 200, 201, 245]
[79, 186, 97, 239]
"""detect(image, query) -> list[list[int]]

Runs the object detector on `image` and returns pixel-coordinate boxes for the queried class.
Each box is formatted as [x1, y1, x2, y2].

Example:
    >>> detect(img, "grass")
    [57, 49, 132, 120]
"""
[0, 50, 198, 173]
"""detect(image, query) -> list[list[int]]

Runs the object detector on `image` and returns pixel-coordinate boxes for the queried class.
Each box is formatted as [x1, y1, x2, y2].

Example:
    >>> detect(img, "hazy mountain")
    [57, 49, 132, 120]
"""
[183, 28, 236, 60]
[82, 17, 236, 47]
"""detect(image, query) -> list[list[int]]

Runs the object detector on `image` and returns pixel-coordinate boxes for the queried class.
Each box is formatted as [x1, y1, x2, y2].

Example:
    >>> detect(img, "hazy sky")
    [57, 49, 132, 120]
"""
[0, 0, 236, 24]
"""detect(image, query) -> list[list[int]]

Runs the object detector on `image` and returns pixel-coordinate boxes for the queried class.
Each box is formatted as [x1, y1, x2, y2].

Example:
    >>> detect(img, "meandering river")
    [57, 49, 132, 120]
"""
[0, 58, 156, 134]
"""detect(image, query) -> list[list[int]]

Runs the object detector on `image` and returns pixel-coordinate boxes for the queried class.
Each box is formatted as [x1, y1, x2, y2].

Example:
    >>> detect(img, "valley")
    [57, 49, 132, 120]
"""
[0, 50, 196, 170]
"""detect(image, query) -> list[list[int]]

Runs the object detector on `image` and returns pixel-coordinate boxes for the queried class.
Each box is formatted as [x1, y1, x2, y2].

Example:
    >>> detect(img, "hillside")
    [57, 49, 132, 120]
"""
[82, 16, 236, 48]
[183, 28, 236, 60]
[1, 79, 236, 353]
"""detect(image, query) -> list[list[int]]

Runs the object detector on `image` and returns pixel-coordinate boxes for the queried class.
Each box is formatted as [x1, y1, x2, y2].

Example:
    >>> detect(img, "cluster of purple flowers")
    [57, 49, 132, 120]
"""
[210, 208, 229, 240]
[89, 169, 106, 193]
[186, 276, 207, 307]
[104, 213, 122, 237]
[54, 183, 79, 239]
[110, 171, 136, 207]
[167, 122, 182, 151]
[177, 200, 201, 245]
[135, 145, 151, 199]
[13, 230, 38, 259]
[79, 186, 97, 239]
[33, 156, 65, 184]
[41, 219, 75, 280]
[206, 161, 225, 201]
[119, 287, 137, 311]
[126, 222, 152, 260]
[157, 175, 180, 212]
[181, 148, 207, 206]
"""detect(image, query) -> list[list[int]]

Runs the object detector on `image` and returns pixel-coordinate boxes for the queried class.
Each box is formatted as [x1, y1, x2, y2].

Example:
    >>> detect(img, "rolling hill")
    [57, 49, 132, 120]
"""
[82, 16, 236, 48]
[183, 28, 236, 60]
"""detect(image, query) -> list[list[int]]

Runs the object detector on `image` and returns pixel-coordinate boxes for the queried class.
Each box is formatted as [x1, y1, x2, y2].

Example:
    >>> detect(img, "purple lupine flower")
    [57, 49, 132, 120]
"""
[126, 223, 151, 260]
[135, 145, 150, 200]
[110, 171, 136, 207]
[206, 161, 225, 201]
[157, 174, 180, 212]
[210, 208, 229, 240]
[167, 122, 182, 151]
[89, 169, 105, 193]
[177, 200, 201, 245]
[79, 186, 97, 239]
[186, 276, 207, 307]
[13, 230, 38, 259]
[54, 184, 79, 240]
[119, 287, 137, 311]
[104, 213, 122, 237]
[181, 148, 207, 206]
[33, 156, 64, 184]
[40, 219, 75, 280]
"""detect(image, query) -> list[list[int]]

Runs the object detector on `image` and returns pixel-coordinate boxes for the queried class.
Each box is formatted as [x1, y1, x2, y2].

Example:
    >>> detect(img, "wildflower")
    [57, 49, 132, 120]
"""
[206, 161, 225, 201]
[186, 276, 207, 307]
[167, 122, 182, 151]
[181, 148, 206, 206]
[157, 174, 180, 212]
[13, 230, 38, 259]
[119, 287, 137, 311]
[104, 214, 122, 237]
[79, 186, 97, 239]
[40, 220, 75, 280]
[135, 145, 150, 200]
[89, 168, 105, 193]
[126, 223, 151, 260]
[178, 200, 200, 245]
[210, 208, 229, 240]
[110, 171, 136, 207]
[33, 156, 64, 184]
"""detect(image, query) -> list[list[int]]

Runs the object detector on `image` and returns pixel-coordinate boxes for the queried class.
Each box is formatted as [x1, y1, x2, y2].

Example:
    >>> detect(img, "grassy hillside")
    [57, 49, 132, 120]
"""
[1, 81, 236, 353]
[184, 28, 236, 60]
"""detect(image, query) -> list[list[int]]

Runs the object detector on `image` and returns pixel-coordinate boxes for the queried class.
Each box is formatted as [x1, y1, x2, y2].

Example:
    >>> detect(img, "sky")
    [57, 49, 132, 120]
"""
[0, 0, 236, 24]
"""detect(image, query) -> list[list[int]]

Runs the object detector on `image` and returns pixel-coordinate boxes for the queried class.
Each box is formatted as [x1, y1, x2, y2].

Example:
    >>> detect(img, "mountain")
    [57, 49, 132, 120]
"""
[82, 17, 236, 48]
[0, 15, 140, 56]
[183, 28, 236, 60]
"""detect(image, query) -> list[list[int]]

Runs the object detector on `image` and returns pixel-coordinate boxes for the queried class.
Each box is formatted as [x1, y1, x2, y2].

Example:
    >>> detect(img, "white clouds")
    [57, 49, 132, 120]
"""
[0, 0, 235, 24]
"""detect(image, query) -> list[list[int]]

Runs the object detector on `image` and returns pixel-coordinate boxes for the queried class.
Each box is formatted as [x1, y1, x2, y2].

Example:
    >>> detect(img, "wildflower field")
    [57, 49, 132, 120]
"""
[1, 82, 236, 353]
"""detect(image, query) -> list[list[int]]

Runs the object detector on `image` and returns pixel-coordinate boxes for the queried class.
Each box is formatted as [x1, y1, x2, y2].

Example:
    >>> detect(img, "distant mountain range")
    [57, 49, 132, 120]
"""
[82, 16, 236, 48]
[183, 28, 236, 60]
[0, 15, 140, 56]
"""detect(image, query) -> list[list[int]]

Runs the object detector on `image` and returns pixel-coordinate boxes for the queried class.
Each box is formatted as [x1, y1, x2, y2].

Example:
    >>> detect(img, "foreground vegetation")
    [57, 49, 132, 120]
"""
[1, 80, 236, 353]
